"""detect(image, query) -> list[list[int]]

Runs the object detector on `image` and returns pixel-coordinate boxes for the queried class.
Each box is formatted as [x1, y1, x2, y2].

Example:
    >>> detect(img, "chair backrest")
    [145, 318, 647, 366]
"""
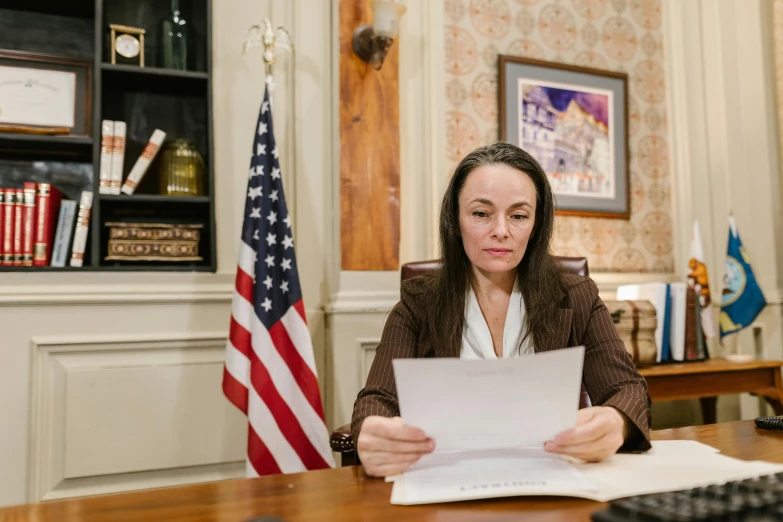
[401, 256, 589, 282]
[400, 255, 592, 409]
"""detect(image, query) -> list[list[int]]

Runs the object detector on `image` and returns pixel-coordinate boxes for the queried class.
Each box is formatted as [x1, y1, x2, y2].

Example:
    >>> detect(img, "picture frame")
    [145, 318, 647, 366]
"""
[0, 50, 92, 137]
[499, 55, 629, 219]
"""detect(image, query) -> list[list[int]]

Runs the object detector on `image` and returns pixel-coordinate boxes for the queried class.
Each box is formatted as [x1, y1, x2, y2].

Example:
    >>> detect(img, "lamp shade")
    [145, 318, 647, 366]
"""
[371, 0, 406, 39]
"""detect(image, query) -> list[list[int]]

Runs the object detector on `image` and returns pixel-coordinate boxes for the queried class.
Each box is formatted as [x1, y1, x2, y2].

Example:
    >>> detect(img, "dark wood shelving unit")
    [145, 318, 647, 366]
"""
[101, 63, 209, 80]
[0, 133, 94, 160]
[0, 0, 95, 18]
[0, 265, 98, 272]
[99, 194, 210, 204]
[0, 0, 216, 272]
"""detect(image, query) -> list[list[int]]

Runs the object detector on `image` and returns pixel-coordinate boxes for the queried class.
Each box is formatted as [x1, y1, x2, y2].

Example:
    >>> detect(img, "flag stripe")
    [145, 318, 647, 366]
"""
[225, 337, 250, 388]
[269, 321, 326, 421]
[231, 289, 253, 332]
[293, 300, 307, 324]
[238, 241, 256, 280]
[247, 342, 331, 470]
[246, 428, 281, 476]
[235, 267, 254, 305]
[222, 367, 248, 414]
[229, 317, 252, 358]
[280, 304, 318, 375]
[246, 384, 305, 474]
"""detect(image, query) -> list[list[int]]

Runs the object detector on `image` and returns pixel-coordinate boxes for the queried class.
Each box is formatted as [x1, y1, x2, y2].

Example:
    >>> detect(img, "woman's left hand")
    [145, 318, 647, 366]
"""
[544, 406, 628, 462]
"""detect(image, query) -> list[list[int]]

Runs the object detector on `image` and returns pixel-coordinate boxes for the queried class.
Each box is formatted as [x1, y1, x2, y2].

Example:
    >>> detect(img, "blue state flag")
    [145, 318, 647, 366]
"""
[719, 216, 766, 338]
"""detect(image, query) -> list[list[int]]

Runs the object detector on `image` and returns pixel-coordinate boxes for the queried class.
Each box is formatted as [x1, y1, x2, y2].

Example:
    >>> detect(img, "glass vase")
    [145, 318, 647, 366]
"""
[159, 0, 189, 70]
[158, 139, 204, 196]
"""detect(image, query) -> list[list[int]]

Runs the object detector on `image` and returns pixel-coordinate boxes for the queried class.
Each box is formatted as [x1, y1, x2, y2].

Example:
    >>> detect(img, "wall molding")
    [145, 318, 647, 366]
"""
[425, 0, 446, 258]
[27, 332, 234, 502]
[358, 339, 380, 387]
[0, 273, 234, 306]
[37, 462, 244, 502]
[325, 290, 399, 315]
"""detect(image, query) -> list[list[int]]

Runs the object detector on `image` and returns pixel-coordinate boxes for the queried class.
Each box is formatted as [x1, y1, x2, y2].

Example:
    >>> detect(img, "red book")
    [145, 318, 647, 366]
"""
[21, 182, 36, 267]
[12, 188, 23, 266]
[33, 183, 64, 266]
[2, 189, 14, 266]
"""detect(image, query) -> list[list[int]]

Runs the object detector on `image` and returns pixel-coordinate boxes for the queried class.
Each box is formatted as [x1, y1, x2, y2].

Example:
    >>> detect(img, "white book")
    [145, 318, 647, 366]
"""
[50, 200, 77, 267]
[98, 120, 114, 195]
[668, 283, 688, 361]
[110, 121, 127, 195]
[121, 129, 166, 195]
[616, 283, 669, 362]
[69, 191, 93, 268]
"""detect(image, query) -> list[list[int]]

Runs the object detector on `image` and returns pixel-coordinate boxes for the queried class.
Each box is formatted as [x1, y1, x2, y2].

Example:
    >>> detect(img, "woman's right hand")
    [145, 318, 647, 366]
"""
[356, 416, 435, 477]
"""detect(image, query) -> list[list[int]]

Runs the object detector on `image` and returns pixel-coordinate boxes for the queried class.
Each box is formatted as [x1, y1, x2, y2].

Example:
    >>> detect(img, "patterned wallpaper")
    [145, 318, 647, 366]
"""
[443, 0, 673, 273]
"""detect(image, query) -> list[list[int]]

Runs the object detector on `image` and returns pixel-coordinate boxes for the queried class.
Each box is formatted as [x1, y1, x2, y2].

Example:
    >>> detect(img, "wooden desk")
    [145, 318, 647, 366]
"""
[1, 421, 781, 522]
[638, 358, 783, 424]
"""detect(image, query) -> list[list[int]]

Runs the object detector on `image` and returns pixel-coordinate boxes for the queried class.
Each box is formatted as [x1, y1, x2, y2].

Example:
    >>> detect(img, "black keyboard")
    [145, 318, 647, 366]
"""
[755, 416, 783, 431]
[591, 472, 783, 521]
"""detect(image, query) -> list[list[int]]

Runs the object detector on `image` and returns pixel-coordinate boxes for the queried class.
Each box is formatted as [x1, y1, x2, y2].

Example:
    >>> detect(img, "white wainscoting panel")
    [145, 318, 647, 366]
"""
[29, 334, 246, 501]
[358, 339, 380, 386]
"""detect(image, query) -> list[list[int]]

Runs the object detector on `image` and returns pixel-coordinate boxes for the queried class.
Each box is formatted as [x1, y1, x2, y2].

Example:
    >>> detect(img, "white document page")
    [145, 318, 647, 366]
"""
[390, 441, 783, 505]
[392, 346, 586, 452]
[390, 347, 592, 504]
[392, 448, 597, 505]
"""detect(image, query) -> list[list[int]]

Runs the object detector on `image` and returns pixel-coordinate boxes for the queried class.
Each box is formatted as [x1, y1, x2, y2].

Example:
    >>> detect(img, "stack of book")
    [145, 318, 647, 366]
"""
[0, 184, 93, 268]
[617, 282, 709, 363]
[98, 120, 166, 196]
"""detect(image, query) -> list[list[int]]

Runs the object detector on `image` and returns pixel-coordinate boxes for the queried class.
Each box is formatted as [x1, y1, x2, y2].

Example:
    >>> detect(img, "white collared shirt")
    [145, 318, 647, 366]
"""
[461, 280, 534, 359]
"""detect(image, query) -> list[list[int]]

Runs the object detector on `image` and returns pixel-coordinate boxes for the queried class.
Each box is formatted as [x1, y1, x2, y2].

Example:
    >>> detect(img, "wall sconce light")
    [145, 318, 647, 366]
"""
[352, 0, 407, 71]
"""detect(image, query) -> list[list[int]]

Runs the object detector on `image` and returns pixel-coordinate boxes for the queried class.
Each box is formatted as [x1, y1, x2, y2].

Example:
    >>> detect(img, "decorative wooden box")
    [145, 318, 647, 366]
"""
[605, 300, 657, 367]
[104, 222, 203, 262]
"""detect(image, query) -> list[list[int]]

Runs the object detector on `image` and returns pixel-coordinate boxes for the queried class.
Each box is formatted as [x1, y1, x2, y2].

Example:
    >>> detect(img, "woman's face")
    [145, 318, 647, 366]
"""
[457, 164, 537, 276]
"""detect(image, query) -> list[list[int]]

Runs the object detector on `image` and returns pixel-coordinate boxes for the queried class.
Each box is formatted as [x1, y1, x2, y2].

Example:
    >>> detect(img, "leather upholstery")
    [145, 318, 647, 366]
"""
[329, 256, 591, 464]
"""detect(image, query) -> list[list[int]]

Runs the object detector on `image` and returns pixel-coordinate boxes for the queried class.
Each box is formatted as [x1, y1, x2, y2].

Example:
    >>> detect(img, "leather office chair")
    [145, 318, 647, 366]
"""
[329, 256, 590, 466]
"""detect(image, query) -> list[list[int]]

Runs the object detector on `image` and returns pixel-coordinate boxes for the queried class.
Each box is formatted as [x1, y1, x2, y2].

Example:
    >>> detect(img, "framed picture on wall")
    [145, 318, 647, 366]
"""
[499, 55, 629, 219]
[0, 50, 92, 137]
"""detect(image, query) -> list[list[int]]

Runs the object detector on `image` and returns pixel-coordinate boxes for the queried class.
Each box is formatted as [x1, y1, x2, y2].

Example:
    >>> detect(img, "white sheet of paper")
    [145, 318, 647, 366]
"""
[392, 346, 585, 452]
[390, 440, 783, 505]
[392, 448, 597, 505]
[574, 440, 783, 502]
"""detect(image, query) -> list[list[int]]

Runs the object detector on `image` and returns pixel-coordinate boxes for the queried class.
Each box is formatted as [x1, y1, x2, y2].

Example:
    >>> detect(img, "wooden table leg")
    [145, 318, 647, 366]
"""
[700, 397, 718, 424]
[760, 369, 783, 416]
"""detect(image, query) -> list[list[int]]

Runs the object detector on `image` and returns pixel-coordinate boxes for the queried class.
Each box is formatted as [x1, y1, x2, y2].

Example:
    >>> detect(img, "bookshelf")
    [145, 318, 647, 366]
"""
[0, 0, 216, 271]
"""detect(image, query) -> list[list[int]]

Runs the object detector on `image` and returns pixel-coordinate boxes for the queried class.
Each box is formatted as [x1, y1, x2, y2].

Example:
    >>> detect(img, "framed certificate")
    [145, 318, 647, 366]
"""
[0, 50, 92, 136]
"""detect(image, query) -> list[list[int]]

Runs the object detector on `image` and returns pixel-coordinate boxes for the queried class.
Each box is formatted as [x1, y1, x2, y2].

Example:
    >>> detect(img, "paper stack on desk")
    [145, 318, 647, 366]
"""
[389, 348, 783, 505]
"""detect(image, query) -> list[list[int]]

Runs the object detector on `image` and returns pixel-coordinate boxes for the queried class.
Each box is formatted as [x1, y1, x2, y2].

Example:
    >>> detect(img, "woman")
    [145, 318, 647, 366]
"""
[352, 142, 651, 478]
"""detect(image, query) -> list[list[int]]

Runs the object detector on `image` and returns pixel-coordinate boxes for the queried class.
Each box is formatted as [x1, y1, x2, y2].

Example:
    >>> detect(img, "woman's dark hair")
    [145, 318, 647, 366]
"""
[431, 141, 564, 353]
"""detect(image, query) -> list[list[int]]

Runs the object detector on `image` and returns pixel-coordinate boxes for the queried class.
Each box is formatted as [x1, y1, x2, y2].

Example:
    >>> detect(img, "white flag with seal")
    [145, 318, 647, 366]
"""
[687, 221, 716, 338]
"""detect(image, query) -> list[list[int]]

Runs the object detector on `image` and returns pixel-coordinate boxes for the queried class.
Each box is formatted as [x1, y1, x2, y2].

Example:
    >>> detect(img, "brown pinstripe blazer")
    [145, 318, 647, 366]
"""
[351, 273, 652, 452]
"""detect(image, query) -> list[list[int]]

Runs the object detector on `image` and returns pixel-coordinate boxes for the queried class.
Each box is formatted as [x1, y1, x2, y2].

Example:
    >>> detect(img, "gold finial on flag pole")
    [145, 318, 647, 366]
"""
[243, 18, 294, 80]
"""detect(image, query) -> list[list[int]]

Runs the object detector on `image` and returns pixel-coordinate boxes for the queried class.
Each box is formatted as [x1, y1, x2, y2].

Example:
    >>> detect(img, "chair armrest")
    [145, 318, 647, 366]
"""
[329, 423, 355, 453]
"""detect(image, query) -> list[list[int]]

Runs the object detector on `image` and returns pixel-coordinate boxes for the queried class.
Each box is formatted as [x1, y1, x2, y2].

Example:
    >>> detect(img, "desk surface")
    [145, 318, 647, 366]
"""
[2, 421, 781, 522]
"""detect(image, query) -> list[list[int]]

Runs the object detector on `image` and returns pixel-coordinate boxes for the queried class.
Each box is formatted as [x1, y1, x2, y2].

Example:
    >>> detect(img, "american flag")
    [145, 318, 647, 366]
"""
[223, 86, 335, 476]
